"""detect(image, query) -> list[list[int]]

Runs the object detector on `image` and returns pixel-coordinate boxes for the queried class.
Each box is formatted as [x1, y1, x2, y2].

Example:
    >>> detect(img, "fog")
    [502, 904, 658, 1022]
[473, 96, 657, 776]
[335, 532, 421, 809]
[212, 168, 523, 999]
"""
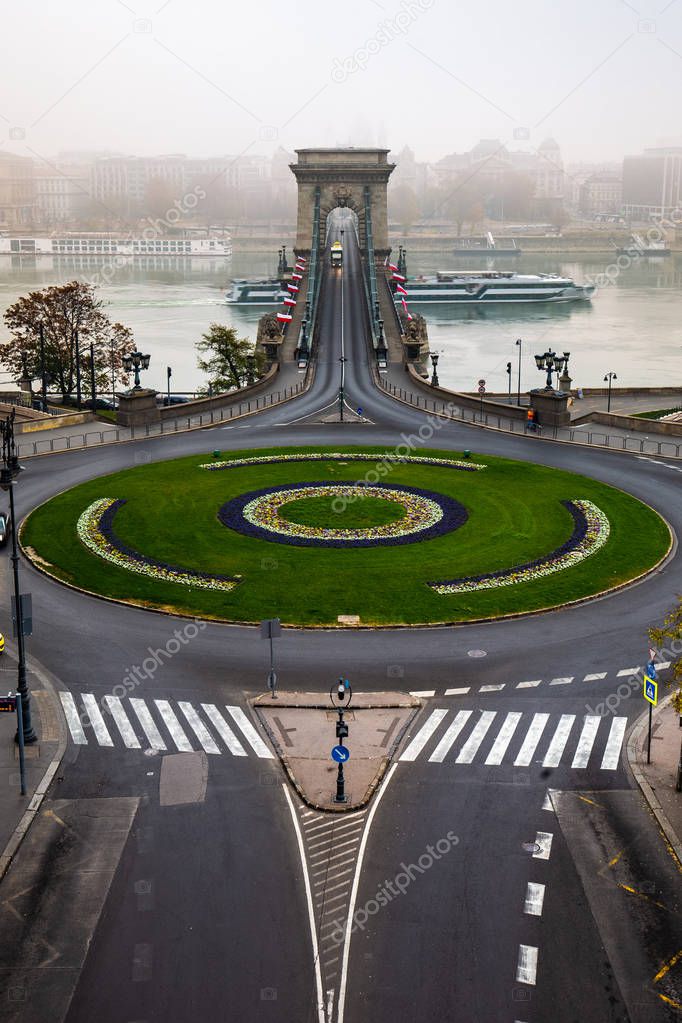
[2, 0, 682, 162]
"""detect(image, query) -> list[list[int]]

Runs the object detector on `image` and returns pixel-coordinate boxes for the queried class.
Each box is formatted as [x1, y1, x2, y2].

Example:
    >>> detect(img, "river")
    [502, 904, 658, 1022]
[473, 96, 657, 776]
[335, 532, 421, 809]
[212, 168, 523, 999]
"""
[0, 248, 680, 396]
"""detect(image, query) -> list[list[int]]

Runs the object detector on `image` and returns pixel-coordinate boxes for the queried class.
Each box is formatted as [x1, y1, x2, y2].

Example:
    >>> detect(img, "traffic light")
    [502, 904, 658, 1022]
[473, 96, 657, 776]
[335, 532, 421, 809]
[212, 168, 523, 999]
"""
[506, 362, 512, 375]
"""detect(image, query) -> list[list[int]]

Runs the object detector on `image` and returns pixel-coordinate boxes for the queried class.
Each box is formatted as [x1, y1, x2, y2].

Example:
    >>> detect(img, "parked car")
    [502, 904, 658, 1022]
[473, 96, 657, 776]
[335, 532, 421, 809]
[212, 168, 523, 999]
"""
[0, 510, 12, 546]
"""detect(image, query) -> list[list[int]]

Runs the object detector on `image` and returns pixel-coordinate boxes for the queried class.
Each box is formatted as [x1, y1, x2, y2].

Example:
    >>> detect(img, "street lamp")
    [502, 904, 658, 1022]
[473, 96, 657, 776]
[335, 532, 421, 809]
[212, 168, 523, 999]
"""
[534, 349, 567, 390]
[515, 338, 522, 405]
[604, 371, 617, 412]
[338, 355, 347, 422]
[122, 351, 151, 391]
[330, 678, 352, 804]
[0, 411, 36, 744]
[430, 351, 440, 388]
[38, 322, 47, 411]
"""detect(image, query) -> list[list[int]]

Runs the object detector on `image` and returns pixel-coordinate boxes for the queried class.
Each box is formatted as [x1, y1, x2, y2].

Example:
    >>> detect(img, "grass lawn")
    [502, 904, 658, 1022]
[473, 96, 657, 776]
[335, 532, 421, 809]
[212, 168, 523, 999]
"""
[21, 445, 671, 626]
[632, 407, 682, 420]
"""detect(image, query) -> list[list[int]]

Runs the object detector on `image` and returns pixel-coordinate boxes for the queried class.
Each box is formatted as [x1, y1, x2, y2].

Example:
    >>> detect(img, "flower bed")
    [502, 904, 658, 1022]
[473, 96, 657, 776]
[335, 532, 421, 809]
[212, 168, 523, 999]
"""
[428, 500, 609, 594]
[199, 452, 485, 472]
[77, 498, 240, 592]
[218, 482, 468, 548]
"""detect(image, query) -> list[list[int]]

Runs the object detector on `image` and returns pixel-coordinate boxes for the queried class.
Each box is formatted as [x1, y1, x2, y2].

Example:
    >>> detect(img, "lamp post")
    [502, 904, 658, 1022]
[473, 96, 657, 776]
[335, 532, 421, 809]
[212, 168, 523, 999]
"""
[338, 355, 347, 422]
[430, 351, 440, 388]
[89, 343, 97, 413]
[0, 411, 36, 743]
[515, 338, 522, 405]
[534, 349, 567, 390]
[604, 371, 617, 412]
[330, 679, 352, 804]
[166, 366, 172, 406]
[39, 322, 47, 410]
[74, 330, 81, 411]
[122, 351, 151, 391]
[110, 344, 116, 407]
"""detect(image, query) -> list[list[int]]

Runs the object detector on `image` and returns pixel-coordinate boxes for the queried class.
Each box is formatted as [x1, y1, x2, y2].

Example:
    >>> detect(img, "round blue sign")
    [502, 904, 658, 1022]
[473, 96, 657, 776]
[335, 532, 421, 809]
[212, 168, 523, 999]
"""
[331, 745, 350, 763]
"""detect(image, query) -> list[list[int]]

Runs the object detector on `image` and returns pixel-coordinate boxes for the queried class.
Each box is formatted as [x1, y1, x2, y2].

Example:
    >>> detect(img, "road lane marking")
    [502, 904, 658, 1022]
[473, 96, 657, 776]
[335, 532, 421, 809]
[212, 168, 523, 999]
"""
[571, 716, 601, 768]
[542, 791, 555, 812]
[400, 709, 448, 761]
[444, 687, 470, 696]
[533, 832, 553, 860]
[601, 717, 627, 770]
[485, 712, 522, 765]
[410, 690, 435, 698]
[524, 882, 546, 916]
[428, 710, 473, 763]
[103, 695, 141, 749]
[154, 700, 193, 752]
[130, 698, 167, 751]
[516, 680, 542, 689]
[200, 704, 247, 756]
[583, 672, 607, 681]
[81, 693, 114, 747]
[514, 714, 550, 766]
[479, 684, 505, 693]
[543, 715, 575, 768]
[59, 692, 88, 744]
[455, 711, 497, 764]
[226, 706, 273, 758]
[178, 702, 221, 754]
[549, 676, 573, 686]
[617, 667, 640, 676]
[516, 944, 538, 985]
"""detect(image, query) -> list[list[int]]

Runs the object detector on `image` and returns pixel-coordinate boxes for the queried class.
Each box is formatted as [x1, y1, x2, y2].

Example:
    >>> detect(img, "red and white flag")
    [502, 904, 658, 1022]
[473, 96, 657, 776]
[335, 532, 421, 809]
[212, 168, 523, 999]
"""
[395, 284, 408, 296]
[284, 297, 296, 306]
[389, 263, 399, 272]
[277, 312, 293, 322]
[287, 284, 299, 293]
[392, 272, 406, 283]
[292, 273, 303, 281]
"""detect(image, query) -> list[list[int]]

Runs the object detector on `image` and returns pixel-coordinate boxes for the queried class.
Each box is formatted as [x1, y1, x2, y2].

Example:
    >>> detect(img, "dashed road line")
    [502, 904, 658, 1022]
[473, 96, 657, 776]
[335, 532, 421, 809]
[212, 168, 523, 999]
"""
[524, 882, 546, 916]
[516, 944, 538, 985]
[533, 832, 553, 861]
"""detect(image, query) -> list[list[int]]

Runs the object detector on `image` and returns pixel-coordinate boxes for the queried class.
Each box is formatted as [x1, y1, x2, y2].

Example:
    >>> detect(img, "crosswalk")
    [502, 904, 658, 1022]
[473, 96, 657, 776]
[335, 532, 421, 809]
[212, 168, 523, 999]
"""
[400, 708, 627, 771]
[59, 691, 274, 758]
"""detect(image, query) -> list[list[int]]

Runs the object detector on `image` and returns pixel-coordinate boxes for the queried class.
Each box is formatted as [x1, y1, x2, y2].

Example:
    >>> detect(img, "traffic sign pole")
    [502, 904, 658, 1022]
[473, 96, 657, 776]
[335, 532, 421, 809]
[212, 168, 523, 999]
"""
[16, 693, 26, 795]
[647, 702, 653, 765]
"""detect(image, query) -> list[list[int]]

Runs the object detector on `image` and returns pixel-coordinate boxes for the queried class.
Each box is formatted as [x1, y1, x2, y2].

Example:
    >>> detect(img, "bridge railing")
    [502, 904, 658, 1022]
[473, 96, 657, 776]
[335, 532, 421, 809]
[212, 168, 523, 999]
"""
[363, 185, 380, 342]
[299, 185, 321, 359]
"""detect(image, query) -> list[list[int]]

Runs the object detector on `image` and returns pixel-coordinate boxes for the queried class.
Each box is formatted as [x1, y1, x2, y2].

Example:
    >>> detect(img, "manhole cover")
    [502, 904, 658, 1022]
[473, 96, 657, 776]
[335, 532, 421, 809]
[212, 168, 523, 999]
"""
[467, 649, 487, 658]
[522, 841, 541, 853]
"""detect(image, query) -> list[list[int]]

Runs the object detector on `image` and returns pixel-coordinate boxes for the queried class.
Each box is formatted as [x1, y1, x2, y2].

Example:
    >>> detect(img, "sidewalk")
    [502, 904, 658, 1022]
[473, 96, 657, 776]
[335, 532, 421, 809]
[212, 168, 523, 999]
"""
[627, 695, 682, 867]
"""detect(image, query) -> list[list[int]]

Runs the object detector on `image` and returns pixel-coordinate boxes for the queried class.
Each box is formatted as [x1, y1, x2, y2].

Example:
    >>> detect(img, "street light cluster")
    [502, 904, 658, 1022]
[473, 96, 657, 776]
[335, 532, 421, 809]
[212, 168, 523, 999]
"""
[534, 349, 571, 390]
[122, 351, 151, 391]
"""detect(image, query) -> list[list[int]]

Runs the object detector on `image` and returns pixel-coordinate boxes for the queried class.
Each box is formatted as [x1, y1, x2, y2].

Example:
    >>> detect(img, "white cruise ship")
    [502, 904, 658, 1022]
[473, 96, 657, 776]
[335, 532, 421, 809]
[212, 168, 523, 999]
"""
[225, 279, 289, 304]
[0, 235, 232, 258]
[398, 270, 595, 304]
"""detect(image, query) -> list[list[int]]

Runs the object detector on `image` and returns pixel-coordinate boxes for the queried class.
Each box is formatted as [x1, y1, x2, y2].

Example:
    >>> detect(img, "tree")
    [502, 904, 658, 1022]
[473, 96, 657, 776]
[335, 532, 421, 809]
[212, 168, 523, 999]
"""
[196, 324, 265, 392]
[1, 281, 136, 400]
[390, 185, 420, 234]
[649, 603, 682, 714]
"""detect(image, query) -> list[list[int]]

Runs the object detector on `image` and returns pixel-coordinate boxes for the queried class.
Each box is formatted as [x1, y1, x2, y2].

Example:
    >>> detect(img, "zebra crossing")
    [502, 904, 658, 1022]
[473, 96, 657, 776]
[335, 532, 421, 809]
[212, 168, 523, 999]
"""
[399, 708, 627, 771]
[59, 691, 274, 758]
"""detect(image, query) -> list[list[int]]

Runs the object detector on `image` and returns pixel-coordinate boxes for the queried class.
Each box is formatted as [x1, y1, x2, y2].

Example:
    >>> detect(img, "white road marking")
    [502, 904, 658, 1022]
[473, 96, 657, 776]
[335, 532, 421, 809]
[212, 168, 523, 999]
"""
[456, 711, 497, 764]
[656, 661, 671, 670]
[571, 716, 601, 768]
[543, 714, 575, 768]
[282, 787, 325, 1023]
[103, 695, 141, 749]
[524, 882, 546, 916]
[549, 676, 573, 686]
[516, 680, 542, 689]
[428, 710, 473, 763]
[601, 717, 627, 770]
[154, 700, 193, 752]
[400, 709, 448, 761]
[514, 714, 550, 766]
[226, 706, 273, 758]
[516, 944, 538, 985]
[200, 704, 247, 756]
[314, 868, 354, 887]
[178, 702, 221, 754]
[81, 693, 114, 747]
[479, 684, 505, 692]
[542, 791, 555, 812]
[337, 763, 397, 1023]
[130, 698, 167, 751]
[410, 690, 435, 698]
[59, 692, 88, 744]
[533, 832, 553, 860]
[485, 712, 522, 765]
[617, 667, 640, 677]
[583, 672, 607, 681]
[445, 687, 470, 696]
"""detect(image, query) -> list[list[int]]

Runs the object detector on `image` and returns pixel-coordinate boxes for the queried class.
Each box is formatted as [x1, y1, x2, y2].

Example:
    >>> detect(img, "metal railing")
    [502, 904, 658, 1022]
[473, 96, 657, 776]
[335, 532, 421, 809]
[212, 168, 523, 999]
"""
[379, 378, 682, 459]
[363, 185, 380, 340]
[298, 185, 322, 357]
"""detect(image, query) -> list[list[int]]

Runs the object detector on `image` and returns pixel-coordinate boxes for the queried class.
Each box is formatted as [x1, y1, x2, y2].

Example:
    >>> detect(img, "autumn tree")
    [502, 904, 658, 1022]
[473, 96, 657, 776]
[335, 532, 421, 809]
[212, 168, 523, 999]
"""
[649, 603, 682, 714]
[196, 324, 265, 392]
[1, 281, 135, 400]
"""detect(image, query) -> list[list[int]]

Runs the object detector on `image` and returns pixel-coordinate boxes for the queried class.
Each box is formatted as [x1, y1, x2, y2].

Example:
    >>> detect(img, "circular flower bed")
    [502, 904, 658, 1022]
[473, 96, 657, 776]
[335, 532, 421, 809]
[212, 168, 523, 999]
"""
[428, 500, 609, 594]
[199, 452, 485, 473]
[218, 482, 468, 548]
[78, 498, 240, 592]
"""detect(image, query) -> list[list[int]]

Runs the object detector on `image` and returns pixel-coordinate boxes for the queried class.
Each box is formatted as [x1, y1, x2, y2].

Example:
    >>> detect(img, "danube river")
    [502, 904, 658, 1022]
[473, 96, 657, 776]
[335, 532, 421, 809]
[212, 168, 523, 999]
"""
[0, 249, 680, 396]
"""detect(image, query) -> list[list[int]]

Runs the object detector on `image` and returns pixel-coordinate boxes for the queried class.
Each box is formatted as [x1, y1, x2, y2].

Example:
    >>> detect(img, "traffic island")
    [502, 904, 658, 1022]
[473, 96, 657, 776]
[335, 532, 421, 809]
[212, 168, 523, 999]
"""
[252, 691, 421, 811]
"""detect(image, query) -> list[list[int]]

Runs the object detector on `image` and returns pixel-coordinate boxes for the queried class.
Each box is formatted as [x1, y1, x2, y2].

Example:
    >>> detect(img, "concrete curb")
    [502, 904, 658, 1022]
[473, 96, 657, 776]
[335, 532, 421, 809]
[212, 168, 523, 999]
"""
[0, 657, 68, 883]
[626, 692, 682, 868]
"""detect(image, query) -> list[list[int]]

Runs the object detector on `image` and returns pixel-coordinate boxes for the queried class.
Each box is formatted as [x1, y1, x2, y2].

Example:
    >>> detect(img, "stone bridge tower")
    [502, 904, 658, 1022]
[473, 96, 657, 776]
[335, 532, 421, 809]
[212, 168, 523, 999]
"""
[290, 148, 395, 257]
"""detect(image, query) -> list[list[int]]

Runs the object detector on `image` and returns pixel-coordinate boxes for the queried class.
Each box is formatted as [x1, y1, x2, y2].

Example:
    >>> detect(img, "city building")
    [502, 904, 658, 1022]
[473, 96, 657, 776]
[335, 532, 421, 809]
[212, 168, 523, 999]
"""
[578, 174, 623, 216]
[34, 162, 91, 224]
[0, 152, 35, 229]
[622, 147, 682, 219]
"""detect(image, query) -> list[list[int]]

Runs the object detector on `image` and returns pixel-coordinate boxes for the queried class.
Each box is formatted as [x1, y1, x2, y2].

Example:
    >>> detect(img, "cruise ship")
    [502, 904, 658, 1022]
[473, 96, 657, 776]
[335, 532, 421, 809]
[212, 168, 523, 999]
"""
[398, 270, 595, 304]
[225, 279, 289, 304]
[0, 235, 232, 258]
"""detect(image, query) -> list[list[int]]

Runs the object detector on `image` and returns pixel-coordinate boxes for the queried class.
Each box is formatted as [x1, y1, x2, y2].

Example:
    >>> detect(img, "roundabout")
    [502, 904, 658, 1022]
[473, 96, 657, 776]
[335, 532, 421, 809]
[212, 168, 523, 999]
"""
[20, 445, 671, 627]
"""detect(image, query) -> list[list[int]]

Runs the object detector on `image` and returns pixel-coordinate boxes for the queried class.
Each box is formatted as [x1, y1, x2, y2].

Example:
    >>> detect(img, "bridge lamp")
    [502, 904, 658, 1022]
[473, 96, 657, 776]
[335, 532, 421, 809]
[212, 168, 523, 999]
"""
[534, 349, 565, 390]
[122, 351, 151, 391]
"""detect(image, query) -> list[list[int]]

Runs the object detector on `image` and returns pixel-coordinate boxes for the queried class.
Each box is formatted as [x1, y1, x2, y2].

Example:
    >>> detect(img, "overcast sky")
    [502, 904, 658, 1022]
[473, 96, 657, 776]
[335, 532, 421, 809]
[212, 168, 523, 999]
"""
[2, 0, 682, 166]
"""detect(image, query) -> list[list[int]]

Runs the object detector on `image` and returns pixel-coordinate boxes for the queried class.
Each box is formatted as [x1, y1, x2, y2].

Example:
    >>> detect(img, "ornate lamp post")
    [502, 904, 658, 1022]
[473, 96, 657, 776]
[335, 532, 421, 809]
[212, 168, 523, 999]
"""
[604, 371, 617, 412]
[430, 351, 440, 388]
[0, 411, 36, 743]
[122, 351, 151, 391]
[534, 349, 567, 390]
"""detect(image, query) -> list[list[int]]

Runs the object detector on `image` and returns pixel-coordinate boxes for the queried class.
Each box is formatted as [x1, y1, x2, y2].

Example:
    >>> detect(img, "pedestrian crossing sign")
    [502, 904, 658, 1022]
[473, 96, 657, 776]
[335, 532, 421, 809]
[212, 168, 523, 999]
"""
[644, 675, 658, 706]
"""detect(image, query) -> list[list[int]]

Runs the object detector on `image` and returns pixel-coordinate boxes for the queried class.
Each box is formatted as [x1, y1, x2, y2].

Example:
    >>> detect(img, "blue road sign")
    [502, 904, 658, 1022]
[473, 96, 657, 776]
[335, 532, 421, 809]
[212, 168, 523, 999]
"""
[644, 675, 658, 706]
[332, 745, 350, 763]
[646, 661, 657, 681]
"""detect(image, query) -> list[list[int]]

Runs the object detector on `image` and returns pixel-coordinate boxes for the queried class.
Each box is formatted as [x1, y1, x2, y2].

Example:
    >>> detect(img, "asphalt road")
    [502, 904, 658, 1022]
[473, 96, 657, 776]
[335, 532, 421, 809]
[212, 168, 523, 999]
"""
[1, 228, 681, 1023]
